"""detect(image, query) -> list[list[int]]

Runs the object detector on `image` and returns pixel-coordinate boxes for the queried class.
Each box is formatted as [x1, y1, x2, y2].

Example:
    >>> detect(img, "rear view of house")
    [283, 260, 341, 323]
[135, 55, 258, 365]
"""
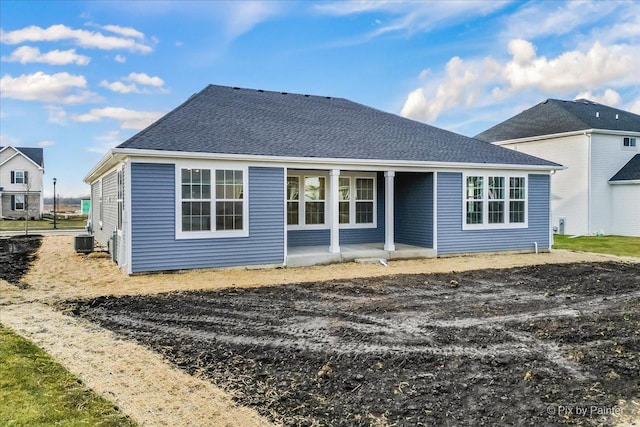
[0, 146, 45, 220]
[85, 85, 561, 274]
[476, 99, 640, 237]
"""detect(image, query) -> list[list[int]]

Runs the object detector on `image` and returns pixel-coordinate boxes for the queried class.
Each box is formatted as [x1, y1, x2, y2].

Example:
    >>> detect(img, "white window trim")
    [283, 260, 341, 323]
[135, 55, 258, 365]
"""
[462, 173, 528, 230]
[14, 194, 25, 210]
[291, 173, 329, 230]
[622, 136, 638, 151]
[338, 176, 351, 225]
[14, 170, 25, 184]
[353, 176, 376, 227]
[287, 171, 377, 230]
[174, 162, 249, 239]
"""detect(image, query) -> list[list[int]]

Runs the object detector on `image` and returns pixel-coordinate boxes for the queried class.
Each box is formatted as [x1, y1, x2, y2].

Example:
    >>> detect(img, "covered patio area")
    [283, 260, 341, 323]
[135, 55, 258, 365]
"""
[286, 243, 436, 267]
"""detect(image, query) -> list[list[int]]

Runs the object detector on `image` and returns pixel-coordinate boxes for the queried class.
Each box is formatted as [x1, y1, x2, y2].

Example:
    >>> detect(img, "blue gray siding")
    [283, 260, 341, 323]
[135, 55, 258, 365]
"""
[395, 172, 433, 248]
[287, 173, 385, 247]
[437, 172, 550, 254]
[130, 163, 285, 272]
[288, 229, 329, 247]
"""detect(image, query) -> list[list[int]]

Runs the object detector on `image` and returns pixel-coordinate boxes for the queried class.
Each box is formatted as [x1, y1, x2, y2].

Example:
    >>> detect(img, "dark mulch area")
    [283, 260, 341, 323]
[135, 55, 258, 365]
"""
[66, 262, 640, 426]
[0, 235, 42, 285]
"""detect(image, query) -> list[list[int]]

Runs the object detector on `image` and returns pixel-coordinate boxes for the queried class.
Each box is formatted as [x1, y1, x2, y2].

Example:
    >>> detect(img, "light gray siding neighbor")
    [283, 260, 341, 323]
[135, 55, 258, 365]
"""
[395, 172, 433, 248]
[92, 170, 118, 248]
[436, 172, 550, 254]
[130, 163, 285, 272]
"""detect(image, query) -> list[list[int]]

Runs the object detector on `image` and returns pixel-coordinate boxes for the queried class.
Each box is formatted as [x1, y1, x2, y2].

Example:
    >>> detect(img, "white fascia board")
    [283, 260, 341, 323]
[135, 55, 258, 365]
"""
[609, 180, 640, 185]
[103, 147, 563, 173]
[493, 129, 640, 146]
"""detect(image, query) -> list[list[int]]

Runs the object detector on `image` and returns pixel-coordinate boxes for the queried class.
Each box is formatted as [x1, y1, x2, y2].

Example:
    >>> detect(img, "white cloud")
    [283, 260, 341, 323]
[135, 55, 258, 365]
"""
[2, 46, 90, 65]
[223, 1, 283, 40]
[45, 105, 67, 124]
[627, 99, 640, 115]
[0, 24, 152, 53]
[72, 107, 165, 129]
[100, 24, 144, 39]
[88, 130, 123, 154]
[114, 54, 126, 63]
[100, 72, 167, 94]
[502, 0, 619, 41]
[99, 80, 139, 94]
[316, 1, 509, 42]
[400, 39, 640, 122]
[574, 89, 622, 106]
[586, 7, 640, 46]
[401, 56, 500, 122]
[127, 72, 164, 87]
[37, 140, 55, 147]
[503, 39, 638, 93]
[0, 72, 100, 104]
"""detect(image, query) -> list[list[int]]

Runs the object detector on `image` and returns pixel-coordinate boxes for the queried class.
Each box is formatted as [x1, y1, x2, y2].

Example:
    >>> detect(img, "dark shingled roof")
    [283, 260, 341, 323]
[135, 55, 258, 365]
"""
[610, 154, 640, 182]
[117, 84, 558, 167]
[0, 146, 44, 167]
[475, 99, 640, 142]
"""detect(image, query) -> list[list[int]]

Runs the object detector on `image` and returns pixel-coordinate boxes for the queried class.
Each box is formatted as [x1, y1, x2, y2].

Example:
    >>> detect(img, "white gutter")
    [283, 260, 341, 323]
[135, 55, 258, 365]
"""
[609, 180, 640, 185]
[84, 147, 564, 183]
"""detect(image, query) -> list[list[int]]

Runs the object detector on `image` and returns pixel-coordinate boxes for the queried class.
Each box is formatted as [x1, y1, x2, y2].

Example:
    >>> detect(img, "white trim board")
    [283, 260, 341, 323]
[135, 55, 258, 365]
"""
[85, 148, 562, 183]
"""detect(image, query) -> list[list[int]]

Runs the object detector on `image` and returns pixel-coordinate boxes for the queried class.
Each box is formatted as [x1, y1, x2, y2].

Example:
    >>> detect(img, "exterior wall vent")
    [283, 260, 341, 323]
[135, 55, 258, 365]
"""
[596, 112, 600, 118]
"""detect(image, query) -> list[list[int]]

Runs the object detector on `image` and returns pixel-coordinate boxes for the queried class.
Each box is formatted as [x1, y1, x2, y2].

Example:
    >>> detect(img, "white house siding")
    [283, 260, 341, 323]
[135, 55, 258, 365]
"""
[0, 147, 18, 164]
[590, 133, 640, 235]
[91, 170, 119, 250]
[502, 134, 589, 235]
[610, 184, 640, 237]
[0, 151, 44, 218]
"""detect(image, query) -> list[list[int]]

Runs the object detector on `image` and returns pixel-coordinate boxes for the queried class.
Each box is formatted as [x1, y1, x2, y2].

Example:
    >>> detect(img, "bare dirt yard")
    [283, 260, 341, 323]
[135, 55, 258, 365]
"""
[0, 235, 42, 285]
[2, 236, 639, 426]
[65, 262, 640, 427]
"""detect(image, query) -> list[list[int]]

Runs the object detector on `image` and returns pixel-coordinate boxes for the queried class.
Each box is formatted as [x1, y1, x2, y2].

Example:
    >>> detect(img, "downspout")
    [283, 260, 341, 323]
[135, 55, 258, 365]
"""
[586, 131, 592, 235]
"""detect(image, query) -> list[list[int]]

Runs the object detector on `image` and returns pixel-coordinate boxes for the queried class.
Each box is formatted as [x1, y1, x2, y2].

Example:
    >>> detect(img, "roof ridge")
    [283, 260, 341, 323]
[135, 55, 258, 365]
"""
[205, 83, 347, 102]
[554, 98, 640, 119]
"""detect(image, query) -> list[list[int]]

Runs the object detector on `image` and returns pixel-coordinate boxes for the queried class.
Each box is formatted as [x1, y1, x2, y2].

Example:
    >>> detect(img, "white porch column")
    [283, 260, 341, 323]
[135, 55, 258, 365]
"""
[384, 170, 395, 251]
[329, 169, 340, 254]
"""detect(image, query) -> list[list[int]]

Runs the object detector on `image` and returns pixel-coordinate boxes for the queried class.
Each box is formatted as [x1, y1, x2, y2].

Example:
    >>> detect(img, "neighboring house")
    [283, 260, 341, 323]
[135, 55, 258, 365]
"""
[0, 146, 45, 220]
[84, 84, 560, 274]
[476, 99, 640, 237]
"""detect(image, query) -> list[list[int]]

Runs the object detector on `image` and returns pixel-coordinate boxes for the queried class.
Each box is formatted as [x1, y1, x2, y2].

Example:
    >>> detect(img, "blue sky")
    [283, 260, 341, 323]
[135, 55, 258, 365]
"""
[1, 0, 639, 197]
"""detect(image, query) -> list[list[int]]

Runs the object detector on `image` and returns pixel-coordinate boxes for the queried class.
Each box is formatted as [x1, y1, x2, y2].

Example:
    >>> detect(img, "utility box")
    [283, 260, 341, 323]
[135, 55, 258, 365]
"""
[74, 235, 94, 254]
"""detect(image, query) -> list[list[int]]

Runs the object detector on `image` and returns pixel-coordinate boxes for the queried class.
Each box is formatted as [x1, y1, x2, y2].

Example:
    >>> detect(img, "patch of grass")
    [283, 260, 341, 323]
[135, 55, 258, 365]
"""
[0, 326, 136, 427]
[0, 218, 86, 231]
[553, 234, 640, 257]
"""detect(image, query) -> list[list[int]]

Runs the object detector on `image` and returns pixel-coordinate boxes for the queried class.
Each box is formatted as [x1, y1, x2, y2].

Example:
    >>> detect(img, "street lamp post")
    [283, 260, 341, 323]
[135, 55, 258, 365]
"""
[53, 178, 57, 230]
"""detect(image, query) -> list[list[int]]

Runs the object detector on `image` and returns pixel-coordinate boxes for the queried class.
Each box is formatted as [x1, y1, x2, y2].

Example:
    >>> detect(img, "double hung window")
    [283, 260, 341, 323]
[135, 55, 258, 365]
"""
[287, 172, 376, 228]
[464, 174, 527, 228]
[178, 165, 246, 237]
